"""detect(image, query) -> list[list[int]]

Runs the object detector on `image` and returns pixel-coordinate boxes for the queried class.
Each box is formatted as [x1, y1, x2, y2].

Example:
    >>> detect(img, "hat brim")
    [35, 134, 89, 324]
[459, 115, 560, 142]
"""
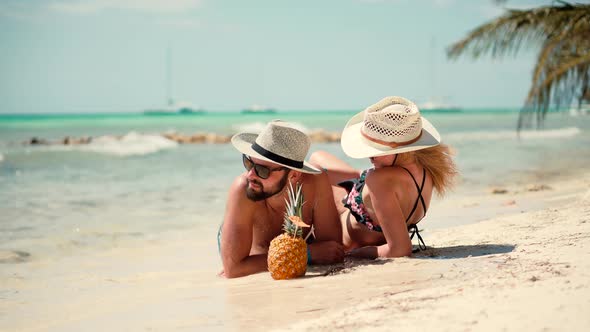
[341, 111, 441, 159]
[231, 133, 321, 174]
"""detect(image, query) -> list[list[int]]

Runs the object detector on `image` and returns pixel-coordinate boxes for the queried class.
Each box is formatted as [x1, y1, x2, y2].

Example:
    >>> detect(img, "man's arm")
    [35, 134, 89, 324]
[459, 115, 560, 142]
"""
[307, 171, 344, 264]
[220, 176, 268, 278]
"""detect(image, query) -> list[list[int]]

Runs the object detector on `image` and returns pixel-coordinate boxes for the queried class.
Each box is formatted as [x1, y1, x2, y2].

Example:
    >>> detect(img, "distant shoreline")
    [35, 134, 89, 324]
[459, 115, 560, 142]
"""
[20, 130, 343, 146]
[0, 108, 532, 117]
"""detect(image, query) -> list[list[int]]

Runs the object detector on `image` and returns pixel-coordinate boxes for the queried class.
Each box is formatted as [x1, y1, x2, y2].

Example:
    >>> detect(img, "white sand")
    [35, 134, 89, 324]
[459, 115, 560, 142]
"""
[279, 185, 590, 331]
[1, 174, 589, 331]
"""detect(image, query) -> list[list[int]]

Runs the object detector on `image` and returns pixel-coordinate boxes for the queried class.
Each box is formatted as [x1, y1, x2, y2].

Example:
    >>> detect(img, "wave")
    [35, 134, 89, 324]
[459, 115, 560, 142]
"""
[46, 132, 178, 156]
[82, 132, 178, 156]
[445, 127, 581, 141]
[0, 153, 3, 162]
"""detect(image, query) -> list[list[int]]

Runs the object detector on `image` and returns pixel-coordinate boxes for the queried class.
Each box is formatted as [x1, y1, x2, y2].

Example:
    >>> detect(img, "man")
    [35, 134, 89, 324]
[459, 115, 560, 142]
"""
[220, 120, 344, 278]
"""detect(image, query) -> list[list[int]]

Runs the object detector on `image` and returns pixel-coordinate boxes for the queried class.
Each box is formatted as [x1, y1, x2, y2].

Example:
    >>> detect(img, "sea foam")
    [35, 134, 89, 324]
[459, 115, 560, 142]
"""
[80, 132, 178, 156]
[445, 127, 581, 141]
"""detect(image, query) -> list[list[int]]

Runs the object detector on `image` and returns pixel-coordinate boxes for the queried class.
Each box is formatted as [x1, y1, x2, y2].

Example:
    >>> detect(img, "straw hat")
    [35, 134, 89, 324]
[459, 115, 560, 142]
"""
[231, 120, 321, 174]
[341, 96, 441, 159]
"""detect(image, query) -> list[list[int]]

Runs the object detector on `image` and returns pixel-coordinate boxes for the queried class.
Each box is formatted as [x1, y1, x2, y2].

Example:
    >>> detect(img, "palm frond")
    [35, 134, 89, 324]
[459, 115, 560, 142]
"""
[447, 2, 590, 129]
[448, 4, 586, 60]
[521, 31, 590, 127]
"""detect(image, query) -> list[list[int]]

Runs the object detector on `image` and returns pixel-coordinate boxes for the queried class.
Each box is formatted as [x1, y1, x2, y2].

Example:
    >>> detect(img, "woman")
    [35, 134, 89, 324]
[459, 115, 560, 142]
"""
[310, 96, 457, 259]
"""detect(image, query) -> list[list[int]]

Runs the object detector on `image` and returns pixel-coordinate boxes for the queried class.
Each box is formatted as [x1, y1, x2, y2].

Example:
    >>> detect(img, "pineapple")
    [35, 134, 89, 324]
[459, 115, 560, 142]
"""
[267, 182, 310, 280]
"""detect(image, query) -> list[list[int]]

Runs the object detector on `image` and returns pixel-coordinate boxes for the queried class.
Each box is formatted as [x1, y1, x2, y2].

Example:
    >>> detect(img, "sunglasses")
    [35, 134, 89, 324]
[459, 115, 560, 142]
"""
[242, 154, 286, 179]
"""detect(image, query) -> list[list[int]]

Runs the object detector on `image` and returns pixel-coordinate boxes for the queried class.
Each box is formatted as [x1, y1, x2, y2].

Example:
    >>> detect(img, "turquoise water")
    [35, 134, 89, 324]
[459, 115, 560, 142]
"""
[0, 109, 521, 141]
[0, 111, 356, 142]
[1, 110, 589, 264]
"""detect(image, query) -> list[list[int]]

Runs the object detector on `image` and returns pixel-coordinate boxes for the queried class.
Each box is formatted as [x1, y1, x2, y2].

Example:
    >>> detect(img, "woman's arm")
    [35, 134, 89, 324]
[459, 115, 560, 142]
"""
[309, 150, 360, 186]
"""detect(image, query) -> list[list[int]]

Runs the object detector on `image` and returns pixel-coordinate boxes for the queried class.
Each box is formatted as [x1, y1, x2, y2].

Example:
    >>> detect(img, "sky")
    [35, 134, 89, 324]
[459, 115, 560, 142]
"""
[0, 0, 565, 113]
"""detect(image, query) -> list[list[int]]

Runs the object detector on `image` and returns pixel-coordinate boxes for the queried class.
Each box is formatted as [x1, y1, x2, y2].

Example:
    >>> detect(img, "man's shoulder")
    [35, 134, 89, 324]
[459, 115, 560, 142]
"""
[224, 175, 258, 223]
[227, 174, 250, 200]
[229, 174, 248, 189]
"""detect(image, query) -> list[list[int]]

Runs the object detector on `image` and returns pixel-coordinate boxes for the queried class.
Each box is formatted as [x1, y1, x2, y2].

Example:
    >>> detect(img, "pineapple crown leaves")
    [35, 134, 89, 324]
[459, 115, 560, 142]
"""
[283, 182, 309, 238]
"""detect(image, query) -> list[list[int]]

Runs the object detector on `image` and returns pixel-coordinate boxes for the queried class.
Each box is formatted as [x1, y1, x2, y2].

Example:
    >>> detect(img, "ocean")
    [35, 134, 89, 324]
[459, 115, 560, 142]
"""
[1, 109, 589, 267]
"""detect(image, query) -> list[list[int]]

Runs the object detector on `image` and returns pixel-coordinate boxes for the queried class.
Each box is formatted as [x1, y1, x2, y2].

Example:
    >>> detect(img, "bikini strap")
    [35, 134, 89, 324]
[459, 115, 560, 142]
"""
[359, 169, 368, 181]
[337, 169, 369, 192]
[408, 224, 427, 252]
[418, 168, 427, 214]
[400, 167, 427, 223]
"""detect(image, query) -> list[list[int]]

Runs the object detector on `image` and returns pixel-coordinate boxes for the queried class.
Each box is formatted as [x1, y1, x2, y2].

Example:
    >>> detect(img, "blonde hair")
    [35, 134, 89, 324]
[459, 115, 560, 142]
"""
[395, 144, 458, 197]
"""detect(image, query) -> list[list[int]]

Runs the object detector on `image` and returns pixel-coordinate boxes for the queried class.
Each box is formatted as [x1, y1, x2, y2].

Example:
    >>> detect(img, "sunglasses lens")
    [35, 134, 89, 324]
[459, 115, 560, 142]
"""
[243, 155, 270, 179]
[242, 154, 283, 179]
[242, 155, 253, 171]
[255, 165, 270, 179]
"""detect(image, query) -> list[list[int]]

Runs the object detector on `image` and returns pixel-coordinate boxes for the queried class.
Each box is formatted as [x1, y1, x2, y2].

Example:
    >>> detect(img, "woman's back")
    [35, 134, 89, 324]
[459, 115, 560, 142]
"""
[311, 96, 457, 258]
[362, 163, 434, 228]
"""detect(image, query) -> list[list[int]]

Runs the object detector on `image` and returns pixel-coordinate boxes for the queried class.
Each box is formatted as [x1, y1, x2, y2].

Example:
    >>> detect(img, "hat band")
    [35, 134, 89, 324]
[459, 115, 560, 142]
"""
[361, 130, 423, 148]
[252, 142, 304, 169]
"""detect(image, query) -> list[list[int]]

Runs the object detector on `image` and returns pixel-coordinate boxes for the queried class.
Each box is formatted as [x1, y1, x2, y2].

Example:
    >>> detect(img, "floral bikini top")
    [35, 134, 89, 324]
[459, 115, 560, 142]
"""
[338, 168, 428, 250]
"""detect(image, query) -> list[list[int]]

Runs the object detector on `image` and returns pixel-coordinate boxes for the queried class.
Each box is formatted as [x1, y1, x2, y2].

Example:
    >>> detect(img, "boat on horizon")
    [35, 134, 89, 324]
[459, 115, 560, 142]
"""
[420, 38, 462, 113]
[567, 103, 589, 117]
[419, 100, 462, 113]
[144, 101, 205, 115]
[241, 104, 277, 114]
[143, 46, 205, 115]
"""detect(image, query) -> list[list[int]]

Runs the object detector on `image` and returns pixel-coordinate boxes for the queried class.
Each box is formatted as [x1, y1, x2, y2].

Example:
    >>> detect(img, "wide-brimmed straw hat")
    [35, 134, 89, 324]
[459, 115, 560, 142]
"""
[231, 120, 321, 174]
[341, 96, 441, 159]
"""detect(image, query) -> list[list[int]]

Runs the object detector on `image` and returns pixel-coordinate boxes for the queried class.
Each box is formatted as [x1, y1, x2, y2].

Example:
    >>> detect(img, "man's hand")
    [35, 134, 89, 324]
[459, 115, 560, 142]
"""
[308, 240, 345, 264]
[345, 246, 378, 259]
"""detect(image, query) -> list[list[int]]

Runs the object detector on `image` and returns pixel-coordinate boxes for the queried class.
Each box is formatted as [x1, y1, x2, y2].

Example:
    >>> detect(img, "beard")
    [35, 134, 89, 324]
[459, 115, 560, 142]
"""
[246, 170, 290, 201]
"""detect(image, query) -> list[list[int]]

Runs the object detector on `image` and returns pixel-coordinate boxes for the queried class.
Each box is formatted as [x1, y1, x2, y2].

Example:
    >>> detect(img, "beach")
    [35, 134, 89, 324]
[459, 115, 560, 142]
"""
[280, 176, 590, 331]
[4, 0, 590, 329]
[1, 159, 589, 331]
[1, 111, 590, 331]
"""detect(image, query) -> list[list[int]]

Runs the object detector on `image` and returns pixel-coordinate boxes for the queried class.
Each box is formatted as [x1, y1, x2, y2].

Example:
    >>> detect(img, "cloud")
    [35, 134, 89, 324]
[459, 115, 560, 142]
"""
[358, 0, 457, 6]
[479, 2, 551, 19]
[432, 0, 456, 8]
[157, 18, 201, 28]
[0, 2, 43, 20]
[358, 0, 406, 4]
[479, 4, 505, 19]
[49, 0, 202, 15]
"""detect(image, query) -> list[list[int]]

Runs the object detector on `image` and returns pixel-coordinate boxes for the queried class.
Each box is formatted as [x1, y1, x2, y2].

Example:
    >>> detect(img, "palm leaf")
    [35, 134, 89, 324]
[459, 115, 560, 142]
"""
[447, 2, 590, 129]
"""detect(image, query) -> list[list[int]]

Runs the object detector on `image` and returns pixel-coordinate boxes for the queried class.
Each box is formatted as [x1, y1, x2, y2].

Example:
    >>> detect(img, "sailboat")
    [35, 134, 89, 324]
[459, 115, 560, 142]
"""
[241, 104, 277, 114]
[144, 100, 204, 115]
[144, 47, 205, 115]
[240, 53, 277, 114]
[419, 37, 462, 113]
[567, 103, 590, 116]
[419, 98, 462, 113]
